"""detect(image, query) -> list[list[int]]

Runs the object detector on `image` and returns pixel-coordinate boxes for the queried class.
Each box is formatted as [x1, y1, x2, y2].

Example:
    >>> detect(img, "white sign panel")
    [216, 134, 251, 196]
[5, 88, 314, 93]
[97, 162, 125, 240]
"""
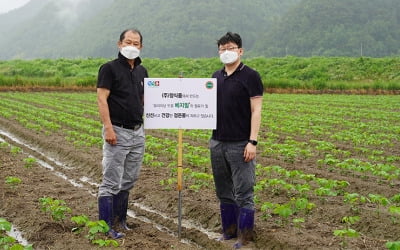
[144, 78, 217, 129]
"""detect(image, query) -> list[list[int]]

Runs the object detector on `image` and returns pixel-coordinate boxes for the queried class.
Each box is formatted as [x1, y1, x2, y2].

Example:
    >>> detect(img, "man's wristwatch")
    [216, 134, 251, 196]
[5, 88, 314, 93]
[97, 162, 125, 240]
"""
[248, 139, 258, 146]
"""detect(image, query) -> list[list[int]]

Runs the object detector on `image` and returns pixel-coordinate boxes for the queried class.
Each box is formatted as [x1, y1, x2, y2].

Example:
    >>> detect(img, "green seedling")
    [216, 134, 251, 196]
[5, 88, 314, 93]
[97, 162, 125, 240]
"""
[341, 216, 360, 227]
[333, 228, 360, 248]
[260, 202, 275, 220]
[188, 171, 213, 192]
[10, 146, 22, 155]
[0, 218, 12, 232]
[343, 193, 369, 214]
[293, 197, 315, 214]
[189, 184, 201, 192]
[273, 203, 293, 226]
[0, 218, 33, 250]
[5, 176, 22, 189]
[390, 194, 400, 203]
[86, 220, 109, 241]
[71, 215, 90, 234]
[333, 215, 360, 248]
[292, 217, 305, 232]
[39, 197, 72, 222]
[159, 177, 177, 190]
[386, 241, 400, 250]
[295, 183, 311, 197]
[388, 206, 400, 224]
[71, 215, 118, 247]
[0, 234, 17, 248]
[369, 193, 391, 216]
[23, 157, 37, 168]
[92, 238, 119, 247]
[149, 160, 164, 168]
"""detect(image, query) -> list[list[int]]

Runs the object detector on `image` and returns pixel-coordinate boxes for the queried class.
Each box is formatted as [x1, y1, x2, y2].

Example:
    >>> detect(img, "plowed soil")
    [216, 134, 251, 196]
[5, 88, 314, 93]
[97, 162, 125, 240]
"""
[0, 94, 399, 250]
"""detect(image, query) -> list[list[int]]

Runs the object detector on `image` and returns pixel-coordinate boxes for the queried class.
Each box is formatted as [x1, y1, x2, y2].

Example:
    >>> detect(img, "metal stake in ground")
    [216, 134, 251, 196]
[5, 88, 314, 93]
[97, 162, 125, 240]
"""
[176, 71, 185, 239]
[177, 128, 183, 239]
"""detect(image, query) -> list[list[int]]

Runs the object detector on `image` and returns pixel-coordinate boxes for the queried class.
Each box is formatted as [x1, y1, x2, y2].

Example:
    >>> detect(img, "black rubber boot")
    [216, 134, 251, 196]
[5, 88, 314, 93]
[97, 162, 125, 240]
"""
[118, 190, 131, 230]
[233, 207, 255, 249]
[112, 193, 120, 227]
[98, 196, 125, 239]
[218, 202, 239, 240]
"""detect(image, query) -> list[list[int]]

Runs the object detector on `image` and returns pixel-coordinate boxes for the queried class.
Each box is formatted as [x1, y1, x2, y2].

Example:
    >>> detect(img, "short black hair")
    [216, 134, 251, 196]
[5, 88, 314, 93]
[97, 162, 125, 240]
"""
[217, 32, 242, 48]
[119, 28, 143, 44]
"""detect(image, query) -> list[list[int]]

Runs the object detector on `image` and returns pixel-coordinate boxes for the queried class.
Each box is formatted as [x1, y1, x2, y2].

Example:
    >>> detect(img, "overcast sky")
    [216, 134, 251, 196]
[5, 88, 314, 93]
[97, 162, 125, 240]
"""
[0, 0, 30, 14]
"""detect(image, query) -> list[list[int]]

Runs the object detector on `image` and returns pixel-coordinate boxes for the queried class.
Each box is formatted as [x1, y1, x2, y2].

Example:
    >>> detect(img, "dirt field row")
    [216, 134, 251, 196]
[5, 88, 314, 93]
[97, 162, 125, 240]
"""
[1, 92, 400, 249]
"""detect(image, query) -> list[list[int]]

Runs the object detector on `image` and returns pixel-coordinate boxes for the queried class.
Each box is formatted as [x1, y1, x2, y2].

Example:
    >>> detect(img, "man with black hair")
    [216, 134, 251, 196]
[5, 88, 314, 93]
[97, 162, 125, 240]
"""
[97, 28, 148, 239]
[210, 32, 263, 249]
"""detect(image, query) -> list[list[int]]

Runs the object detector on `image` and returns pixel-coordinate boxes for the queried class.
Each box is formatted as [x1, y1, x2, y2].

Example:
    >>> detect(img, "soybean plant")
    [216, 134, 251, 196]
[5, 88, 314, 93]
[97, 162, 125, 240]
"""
[39, 197, 72, 222]
[71, 215, 119, 247]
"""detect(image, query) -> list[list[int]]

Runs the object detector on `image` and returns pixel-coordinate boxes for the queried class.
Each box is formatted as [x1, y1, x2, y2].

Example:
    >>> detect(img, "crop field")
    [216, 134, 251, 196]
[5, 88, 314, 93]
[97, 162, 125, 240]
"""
[1, 57, 400, 93]
[0, 92, 399, 249]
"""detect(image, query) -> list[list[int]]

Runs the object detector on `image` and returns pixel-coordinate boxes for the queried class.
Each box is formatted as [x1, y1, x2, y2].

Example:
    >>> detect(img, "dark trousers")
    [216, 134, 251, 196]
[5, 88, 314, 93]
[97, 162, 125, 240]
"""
[209, 139, 255, 209]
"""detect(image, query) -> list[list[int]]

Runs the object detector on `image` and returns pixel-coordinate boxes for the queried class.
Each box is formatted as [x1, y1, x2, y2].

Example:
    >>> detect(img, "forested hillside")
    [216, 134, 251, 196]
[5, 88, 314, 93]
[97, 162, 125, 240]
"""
[60, 0, 300, 59]
[253, 0, 400, 57]
[0, 0, 399, 59]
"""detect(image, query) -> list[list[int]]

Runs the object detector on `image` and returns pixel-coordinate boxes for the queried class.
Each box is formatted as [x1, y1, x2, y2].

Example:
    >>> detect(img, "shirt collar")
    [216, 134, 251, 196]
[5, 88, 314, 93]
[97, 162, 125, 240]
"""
[221, 62, 244, 75]
[118, 52, 142, 67]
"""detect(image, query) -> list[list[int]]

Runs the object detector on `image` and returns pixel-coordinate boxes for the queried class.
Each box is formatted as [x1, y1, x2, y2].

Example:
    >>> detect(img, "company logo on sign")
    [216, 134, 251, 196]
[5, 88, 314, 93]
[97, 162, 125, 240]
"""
[147, 80, 160, 87]
[205, 81, 214, 89]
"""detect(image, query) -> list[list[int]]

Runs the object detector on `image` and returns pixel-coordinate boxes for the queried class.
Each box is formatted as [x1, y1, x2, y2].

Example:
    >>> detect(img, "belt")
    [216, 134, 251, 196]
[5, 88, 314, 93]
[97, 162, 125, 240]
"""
[112, 122, 142, 130]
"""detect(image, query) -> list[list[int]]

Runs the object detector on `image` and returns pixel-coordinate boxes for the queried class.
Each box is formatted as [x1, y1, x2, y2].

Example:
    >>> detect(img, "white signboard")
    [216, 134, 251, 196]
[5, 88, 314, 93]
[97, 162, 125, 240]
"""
[144, 78, 217, 129]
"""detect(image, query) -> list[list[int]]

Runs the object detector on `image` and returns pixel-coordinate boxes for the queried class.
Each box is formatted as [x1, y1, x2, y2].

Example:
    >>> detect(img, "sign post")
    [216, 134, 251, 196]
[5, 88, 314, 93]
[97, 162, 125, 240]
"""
[144, 77, 217, 239]
[177, 128, 183, 238]
[177, 73, 183, 239]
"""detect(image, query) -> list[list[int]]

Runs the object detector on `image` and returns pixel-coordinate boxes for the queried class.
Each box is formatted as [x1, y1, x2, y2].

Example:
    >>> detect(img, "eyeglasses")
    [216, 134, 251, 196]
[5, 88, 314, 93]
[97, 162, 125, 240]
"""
[218, 47, 239, 53]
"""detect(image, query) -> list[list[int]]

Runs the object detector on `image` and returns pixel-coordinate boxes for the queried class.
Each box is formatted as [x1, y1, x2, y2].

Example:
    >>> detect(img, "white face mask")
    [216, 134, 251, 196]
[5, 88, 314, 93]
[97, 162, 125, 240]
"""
[219, 50, 239, 64]
[120, 46, 140, 59]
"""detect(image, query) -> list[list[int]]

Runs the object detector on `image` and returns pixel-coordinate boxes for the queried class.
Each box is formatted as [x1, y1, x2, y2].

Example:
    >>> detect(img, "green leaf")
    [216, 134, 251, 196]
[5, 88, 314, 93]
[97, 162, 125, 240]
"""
[0, 217, 12, 232]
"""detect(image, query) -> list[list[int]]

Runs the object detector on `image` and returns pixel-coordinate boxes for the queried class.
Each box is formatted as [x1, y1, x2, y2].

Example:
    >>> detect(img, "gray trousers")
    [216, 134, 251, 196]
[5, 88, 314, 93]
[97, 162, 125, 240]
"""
[98, 125, 145, 197]
[209, 139, 256, 209]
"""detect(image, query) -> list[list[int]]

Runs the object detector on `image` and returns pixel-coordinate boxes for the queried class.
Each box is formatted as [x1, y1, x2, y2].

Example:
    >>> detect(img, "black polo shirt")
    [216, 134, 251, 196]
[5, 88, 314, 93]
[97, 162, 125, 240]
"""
[211, 63, 263, 141]
[97, 53, 148, 126]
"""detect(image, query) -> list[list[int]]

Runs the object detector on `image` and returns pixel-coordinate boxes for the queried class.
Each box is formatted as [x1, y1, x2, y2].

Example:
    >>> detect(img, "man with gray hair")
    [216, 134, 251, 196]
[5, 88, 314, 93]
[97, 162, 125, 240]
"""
[97, 28, 148, 239]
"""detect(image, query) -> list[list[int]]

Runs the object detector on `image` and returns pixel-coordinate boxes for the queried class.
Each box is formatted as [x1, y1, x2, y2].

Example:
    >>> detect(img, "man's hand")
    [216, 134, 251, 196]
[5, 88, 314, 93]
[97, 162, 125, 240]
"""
[104, 126, 117, 145]
[243, 143, 256, 162]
